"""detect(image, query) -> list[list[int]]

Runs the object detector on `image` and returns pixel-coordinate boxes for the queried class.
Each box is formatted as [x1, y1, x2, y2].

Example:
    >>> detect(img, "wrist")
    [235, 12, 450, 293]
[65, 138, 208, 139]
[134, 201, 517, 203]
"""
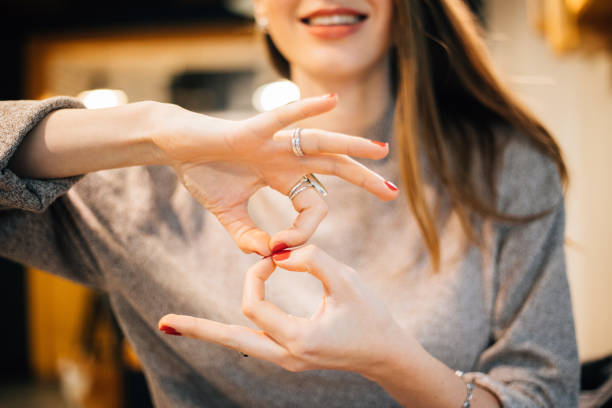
[362, 336, 482, 408]
[360, 331, 422, 384]
[149, 102, 238, 166]
[131, 100, 174, 166]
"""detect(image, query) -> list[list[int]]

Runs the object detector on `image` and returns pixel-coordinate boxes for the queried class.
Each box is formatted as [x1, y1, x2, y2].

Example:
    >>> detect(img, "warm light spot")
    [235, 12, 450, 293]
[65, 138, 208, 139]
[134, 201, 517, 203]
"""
[78, 89, 128, 109]
[252, 81, 300, 112]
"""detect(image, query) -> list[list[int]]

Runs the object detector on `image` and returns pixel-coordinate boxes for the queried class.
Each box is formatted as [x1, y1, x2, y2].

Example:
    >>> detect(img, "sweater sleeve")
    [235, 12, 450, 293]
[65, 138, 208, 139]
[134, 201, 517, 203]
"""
[463, 137, 579, 407]
[0, 97, 85, 211]
[0, 97, 104, 288]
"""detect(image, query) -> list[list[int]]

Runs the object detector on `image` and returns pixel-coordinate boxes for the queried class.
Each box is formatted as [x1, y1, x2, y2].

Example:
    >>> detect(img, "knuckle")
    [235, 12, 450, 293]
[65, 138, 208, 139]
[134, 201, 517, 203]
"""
[279, 349, 292, 363]
[241, 302, 256, 320]
[318, 202, 329, 218]
[314, 134, 322, 153]
[218, 326, 237, 348]
[345, 144, 354, 156]
[181, 316, 199, 335]
[330, 159, 340, 175]
[360, 173, 370, 188]
[346, 268, 360, 283]
[273, 108, 290, 129]
[302, 244, 319, 262]
[289, 342, 314, 360]
[286, 331, 317, 359]
[282, 359, 307, 373]
[292, 229, 309, 245]
[345, 139, 357, 156]
[340, 267, 361, 291]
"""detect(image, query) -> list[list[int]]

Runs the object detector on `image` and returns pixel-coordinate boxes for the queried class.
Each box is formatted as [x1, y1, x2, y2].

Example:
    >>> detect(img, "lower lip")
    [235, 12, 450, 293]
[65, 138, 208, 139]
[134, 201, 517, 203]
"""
[302, 21, 365, 40]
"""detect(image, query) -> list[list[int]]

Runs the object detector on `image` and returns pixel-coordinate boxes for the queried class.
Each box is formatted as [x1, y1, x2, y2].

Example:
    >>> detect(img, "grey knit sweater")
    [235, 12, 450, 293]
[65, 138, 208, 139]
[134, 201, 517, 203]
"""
[0, 97, 579, 407]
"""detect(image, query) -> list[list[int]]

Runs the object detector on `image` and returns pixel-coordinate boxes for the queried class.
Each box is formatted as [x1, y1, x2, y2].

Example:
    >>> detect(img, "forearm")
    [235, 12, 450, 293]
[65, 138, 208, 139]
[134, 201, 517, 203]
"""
[365, 339, 501, 407]
[8, 101, 167, 179]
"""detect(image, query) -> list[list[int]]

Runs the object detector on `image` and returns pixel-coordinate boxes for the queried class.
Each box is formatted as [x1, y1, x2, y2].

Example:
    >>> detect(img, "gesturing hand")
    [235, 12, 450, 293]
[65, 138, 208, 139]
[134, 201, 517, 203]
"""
[153, 95, 399, 256]
[158, 245, 417, 378]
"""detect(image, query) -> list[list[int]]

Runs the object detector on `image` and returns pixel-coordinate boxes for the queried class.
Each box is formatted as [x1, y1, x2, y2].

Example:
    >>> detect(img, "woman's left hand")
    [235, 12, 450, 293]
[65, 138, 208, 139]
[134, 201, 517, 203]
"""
[158, 245, 418, 377]
[158, 247, 501, 407]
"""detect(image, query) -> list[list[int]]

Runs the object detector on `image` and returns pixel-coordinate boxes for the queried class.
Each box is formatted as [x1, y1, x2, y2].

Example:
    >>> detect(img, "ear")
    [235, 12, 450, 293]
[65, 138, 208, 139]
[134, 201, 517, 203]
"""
[252, 0, 265, 20]
[253, 0, 269, 32]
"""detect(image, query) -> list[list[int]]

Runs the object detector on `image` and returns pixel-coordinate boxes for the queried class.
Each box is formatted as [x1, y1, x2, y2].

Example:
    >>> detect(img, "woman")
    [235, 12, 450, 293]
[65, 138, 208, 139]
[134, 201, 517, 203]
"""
[0, 1, 578, 408]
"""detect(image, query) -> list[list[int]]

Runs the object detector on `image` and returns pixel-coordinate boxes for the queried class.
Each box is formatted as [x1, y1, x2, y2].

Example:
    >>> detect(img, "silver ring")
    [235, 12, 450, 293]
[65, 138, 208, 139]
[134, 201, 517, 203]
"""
[289, 184, 311, 200]
[288, 176, 310, 199]
[291, 128, 305, 157]
[306, 174, 328, 197]
[288, 173, 328, 200]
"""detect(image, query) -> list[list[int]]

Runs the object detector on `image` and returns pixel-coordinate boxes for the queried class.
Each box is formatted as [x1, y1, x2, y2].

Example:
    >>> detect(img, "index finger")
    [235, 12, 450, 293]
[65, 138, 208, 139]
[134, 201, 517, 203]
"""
[212, 201, 272, 256]
[241, 258, 307, 345]
[246, 94, 338, 136]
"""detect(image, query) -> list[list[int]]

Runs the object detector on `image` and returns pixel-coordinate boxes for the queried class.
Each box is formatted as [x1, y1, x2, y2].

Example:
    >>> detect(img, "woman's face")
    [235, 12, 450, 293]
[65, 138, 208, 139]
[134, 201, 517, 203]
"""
[254, 0, 393, 79]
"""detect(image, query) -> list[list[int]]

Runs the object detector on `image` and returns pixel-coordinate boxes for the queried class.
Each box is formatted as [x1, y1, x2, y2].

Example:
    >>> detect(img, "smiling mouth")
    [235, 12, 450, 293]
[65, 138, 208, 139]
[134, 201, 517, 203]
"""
[300, 13, 368, 27]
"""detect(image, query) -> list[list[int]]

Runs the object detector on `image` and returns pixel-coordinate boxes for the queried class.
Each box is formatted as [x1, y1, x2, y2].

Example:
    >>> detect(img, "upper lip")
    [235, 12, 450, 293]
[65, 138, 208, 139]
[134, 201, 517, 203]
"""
[300, 7, 368, 20]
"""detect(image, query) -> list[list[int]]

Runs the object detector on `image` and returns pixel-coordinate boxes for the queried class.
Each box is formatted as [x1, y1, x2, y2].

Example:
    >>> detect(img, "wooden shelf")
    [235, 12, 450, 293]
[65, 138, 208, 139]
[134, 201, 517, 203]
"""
[566, 0, 594, 15]
[528, 0, 612, 54]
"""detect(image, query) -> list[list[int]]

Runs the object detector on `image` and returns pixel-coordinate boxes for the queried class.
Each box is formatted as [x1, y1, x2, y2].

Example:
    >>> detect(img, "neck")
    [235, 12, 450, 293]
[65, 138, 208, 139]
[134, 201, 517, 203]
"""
[290, 55, 393, 137]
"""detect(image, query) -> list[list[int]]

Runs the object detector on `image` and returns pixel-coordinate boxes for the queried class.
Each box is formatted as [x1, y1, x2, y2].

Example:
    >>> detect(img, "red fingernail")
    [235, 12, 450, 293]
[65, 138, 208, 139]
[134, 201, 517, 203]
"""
[385, 180, 399, 192]
[272, 250, 291, 261]
[323, 93, 336, 99]
[371, 140, 388, 148]
[272, 243, 288, 254]
[160, 325, 182, 336]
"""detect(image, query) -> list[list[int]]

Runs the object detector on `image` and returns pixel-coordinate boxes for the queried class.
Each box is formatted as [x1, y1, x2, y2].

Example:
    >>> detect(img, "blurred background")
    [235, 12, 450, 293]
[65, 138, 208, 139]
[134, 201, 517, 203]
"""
[0, 0, 611, 406]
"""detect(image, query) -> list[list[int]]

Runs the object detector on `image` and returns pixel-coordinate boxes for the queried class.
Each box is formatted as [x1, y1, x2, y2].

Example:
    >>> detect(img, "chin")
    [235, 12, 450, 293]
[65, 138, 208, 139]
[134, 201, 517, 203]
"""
[294, 47, 384, 80]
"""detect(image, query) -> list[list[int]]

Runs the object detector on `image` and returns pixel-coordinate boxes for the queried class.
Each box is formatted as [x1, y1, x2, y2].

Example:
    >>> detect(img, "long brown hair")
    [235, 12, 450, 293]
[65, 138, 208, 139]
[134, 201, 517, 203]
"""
[263, 0, 568, 270]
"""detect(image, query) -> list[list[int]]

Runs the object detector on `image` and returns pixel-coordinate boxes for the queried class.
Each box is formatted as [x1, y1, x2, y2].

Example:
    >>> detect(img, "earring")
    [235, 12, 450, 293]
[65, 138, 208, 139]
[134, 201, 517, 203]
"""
[255, 16, 268, 32]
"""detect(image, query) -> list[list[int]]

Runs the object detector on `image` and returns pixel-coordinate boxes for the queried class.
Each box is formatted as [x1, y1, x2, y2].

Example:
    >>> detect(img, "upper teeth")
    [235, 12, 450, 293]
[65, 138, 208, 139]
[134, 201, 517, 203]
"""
[308, 14, 361, 26]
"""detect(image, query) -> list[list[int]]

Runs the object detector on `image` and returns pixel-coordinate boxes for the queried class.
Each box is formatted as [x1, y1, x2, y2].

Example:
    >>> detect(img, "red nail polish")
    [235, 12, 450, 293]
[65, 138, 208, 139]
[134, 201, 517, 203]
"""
[272, 243, 288, 254]
[385, 180, 399, 192]
[323, 93, 336, 99]
[371, 140, 388, 148]
[272, 250, 291, 261]
[160, 325, 182, 336]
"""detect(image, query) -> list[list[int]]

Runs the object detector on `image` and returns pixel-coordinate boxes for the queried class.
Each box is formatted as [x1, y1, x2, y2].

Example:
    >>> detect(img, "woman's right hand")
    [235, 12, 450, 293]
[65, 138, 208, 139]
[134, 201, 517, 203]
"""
[152, 95, 399, 256]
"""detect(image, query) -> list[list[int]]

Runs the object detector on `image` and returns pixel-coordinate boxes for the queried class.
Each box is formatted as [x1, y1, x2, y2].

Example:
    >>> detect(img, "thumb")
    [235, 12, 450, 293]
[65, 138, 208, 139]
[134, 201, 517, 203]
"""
[214, 203, 272, 256]
[271, 244, 353, 298]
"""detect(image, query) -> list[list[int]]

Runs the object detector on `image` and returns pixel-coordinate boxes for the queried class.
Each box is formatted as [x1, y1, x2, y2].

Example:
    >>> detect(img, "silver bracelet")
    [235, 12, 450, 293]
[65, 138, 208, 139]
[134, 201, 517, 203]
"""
[454, 370, 474, 408]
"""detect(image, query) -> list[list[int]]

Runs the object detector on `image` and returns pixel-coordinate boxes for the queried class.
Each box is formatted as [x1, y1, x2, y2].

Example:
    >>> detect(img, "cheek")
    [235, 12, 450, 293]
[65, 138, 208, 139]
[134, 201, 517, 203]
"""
[264, 4, 301, 59]
[371, 0, 394, 49]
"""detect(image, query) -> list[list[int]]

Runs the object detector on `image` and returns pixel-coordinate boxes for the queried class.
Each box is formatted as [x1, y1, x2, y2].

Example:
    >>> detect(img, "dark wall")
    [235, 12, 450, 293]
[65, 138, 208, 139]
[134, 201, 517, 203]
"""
[0, 0, 245, 101]
[0, 0, 486, 100]
[0, 259, 28, 381]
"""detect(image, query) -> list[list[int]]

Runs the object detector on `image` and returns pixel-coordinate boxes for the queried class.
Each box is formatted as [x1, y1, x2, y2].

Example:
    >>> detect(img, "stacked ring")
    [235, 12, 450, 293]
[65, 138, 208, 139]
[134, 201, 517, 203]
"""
[288, 174, 328, 200]
[291, 128, 305, 157]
